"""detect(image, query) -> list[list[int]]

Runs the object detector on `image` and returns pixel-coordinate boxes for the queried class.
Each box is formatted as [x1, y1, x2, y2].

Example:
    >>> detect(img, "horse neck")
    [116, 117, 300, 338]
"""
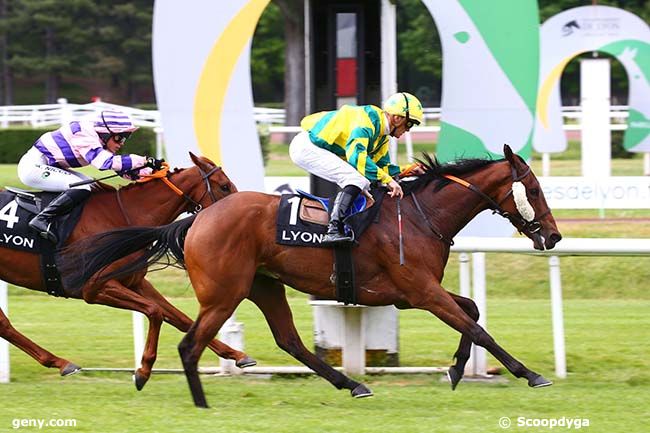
[112, 177, 190, 226]
[417, 162, 512, 240]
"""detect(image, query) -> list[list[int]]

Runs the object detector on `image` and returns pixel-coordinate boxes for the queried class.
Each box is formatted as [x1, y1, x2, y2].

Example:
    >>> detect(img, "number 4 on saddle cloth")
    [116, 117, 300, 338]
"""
[275, 187, 386, 305]
[0, 187, 87, 296]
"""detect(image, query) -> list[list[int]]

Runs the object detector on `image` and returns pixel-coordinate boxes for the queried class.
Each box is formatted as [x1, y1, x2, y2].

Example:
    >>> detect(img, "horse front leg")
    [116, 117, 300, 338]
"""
[446, 292, 479, 390]
[407, 282, 552, 388]
[137, 278, 256, 368]
[83, 279, 164, 391]
[247, 274, 372, 398]
[0, 306, 80, 376]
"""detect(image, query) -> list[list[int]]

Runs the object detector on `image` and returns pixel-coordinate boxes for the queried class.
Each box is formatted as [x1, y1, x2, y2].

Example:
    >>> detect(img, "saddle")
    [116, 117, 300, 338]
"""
[296, 189, 374, 226]
[1, 187, 86, 297]
[276, 188, 384, 305]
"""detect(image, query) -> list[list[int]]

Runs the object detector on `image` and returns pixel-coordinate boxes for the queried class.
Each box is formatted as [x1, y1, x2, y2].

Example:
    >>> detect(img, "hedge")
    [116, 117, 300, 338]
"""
[0, 126, 157, 164]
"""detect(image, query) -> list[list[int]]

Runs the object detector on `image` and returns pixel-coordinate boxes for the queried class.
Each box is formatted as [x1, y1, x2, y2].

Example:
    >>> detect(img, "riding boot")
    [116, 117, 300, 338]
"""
[29, 189, 91, 243]
[321, 185, 361, 246]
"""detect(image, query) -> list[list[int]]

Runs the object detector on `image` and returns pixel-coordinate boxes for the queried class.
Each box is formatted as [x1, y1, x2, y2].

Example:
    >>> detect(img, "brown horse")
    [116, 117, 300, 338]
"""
[0, 152, 254, 390]
[60, 145, 562, 407]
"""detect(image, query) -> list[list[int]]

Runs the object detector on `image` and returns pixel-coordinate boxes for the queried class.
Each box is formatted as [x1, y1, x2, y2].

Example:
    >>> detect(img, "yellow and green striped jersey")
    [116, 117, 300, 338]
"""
[300, 104, 404, 184]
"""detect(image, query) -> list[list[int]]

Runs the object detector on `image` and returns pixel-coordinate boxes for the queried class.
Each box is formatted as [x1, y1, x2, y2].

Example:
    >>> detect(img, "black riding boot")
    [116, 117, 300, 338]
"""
[28, 189, 91, 243]
[321, 185, 361, 246]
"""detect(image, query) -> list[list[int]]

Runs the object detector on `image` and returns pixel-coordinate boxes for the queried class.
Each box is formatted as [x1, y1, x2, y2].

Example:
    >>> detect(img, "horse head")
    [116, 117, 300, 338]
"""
[499, 144, 562, 250]
[169, 152, 238, 213]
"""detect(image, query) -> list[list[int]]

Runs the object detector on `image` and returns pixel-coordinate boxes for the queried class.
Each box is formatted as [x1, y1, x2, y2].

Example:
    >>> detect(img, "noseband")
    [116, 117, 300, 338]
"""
[188, 165, 226, 213]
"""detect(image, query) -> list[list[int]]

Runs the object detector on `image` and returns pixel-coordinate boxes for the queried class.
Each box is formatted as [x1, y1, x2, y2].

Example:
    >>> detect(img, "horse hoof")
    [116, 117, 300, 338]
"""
[60, 363, 82, 377]
[528, 374, 553, 388]
[134, 371, 150, 391]
[235, 356, 257, 369]
[351, 384, 373, 398]
[447, 366, 463, 390]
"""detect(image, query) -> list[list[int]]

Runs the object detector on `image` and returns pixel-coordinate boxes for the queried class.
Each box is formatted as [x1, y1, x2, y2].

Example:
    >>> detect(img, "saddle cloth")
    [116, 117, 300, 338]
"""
[276, 188, 384, 248]
[0, 188, 85, 252]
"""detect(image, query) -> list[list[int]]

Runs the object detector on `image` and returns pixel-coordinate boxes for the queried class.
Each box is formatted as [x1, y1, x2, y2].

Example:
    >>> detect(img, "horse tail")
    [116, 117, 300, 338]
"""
[58, 214, 197, 289]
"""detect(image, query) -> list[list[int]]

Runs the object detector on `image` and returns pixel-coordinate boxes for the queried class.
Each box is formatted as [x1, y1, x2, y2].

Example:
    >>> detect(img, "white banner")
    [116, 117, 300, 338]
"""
[535, 5, 650, 153]
[540, 176, 650, 209]
[152, 0, 269, 191]
[266, 176, 650, 210]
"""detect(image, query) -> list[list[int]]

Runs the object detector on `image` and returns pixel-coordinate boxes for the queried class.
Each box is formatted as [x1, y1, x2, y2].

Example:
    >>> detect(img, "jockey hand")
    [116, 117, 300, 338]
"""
[387, 179, 404, 199]
[399, 162, 426, 178]
[145, 157, 165, 171]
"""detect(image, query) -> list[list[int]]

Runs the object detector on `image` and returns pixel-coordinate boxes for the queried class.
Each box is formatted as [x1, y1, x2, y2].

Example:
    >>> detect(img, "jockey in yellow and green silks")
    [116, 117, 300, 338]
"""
[290, 92, 425, 246]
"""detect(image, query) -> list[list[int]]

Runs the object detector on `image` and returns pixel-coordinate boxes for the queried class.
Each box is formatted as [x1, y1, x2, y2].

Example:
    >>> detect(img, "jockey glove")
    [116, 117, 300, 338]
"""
[145, 157, 166, 171]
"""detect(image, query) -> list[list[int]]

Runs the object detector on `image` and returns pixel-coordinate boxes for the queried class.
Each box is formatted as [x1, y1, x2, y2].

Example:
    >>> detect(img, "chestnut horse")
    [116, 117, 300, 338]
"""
[61, 145, 562, 407]
[0, 153, 254, 390]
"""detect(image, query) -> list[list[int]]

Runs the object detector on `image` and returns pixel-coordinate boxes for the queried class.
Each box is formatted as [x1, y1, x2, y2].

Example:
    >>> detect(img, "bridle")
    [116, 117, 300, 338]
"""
[411, 160, 547, 244]
[116, 164, 230, 225]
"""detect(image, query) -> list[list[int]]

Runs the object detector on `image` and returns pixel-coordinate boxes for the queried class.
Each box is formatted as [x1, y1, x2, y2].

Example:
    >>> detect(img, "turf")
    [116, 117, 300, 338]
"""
[1, 149, 648, 432]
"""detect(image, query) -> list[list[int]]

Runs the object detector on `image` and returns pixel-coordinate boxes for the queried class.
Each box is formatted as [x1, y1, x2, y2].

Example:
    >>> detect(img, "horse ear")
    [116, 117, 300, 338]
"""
[189, 152, 200, 166]
[503, 144, 514, 163]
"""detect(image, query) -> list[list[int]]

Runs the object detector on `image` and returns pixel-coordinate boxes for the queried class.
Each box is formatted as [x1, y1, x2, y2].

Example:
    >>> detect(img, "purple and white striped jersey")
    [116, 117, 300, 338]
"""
[32, 120, 149, 176]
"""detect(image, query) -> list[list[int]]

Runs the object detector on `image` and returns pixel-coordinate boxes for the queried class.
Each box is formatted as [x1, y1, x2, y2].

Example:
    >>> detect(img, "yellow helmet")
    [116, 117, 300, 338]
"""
[383, 92, 424, 125]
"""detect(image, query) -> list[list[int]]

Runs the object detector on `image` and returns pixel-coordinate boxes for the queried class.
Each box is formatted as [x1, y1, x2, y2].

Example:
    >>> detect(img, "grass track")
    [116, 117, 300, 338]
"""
[2, 295, 648, 432]
[1, 151, 649, 431]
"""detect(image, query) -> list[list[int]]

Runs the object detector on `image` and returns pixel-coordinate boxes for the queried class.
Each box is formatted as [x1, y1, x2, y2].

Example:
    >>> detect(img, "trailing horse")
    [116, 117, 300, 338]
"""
[60, 145, 562, 407]
[0, 153, 254, 390]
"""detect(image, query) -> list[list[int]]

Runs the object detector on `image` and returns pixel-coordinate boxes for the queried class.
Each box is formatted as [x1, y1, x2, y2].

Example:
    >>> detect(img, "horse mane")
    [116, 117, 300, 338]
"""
[401, 153, 503, 195]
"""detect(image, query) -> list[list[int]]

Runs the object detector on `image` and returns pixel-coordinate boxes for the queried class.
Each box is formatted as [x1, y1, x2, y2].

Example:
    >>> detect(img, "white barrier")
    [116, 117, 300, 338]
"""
[0, 280, 8, 383]
[451, 237, 650, 379]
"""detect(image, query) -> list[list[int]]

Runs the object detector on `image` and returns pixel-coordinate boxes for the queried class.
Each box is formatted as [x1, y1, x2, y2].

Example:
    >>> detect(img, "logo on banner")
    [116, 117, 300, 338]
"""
[562, 20, 580, 36]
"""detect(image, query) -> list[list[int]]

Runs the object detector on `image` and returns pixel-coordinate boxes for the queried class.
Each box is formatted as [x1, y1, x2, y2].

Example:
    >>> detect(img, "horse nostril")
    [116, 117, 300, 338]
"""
[550, 233, 562, 244]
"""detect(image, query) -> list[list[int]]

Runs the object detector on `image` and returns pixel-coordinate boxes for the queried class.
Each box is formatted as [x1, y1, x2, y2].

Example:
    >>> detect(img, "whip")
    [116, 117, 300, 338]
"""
[397, 197, 404, 266]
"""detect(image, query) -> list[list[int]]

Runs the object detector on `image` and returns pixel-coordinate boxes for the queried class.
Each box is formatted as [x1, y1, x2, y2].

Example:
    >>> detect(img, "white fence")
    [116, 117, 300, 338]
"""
[123, 237, 650, 379]
[0, 99, 160, 129]
[0, 102, 628, 129]
[0, 236, 646, 380]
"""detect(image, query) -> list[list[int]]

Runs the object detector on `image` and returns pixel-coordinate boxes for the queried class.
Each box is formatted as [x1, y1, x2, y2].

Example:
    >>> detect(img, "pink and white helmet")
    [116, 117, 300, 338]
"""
[93, 109, 139, 134]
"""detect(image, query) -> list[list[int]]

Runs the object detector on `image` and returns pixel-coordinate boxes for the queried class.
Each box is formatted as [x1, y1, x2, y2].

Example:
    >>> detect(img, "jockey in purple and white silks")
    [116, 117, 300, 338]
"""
[17, 109, 163, 243]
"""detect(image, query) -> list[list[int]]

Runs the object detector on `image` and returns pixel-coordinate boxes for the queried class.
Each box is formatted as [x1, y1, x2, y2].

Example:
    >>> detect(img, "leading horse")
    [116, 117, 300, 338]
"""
[61, 145, 562, 407]
[0, 153, 254, 390]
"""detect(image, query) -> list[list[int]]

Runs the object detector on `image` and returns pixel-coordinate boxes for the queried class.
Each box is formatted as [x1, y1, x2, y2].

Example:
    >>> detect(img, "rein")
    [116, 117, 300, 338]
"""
[442, 166, 545, 236]
[410, 192, 455, 245]
[116, 163, 223, 224]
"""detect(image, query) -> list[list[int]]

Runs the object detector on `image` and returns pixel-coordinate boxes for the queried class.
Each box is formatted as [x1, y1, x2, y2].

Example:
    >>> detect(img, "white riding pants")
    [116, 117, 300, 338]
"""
[17, 147, 92, 191]
[289, 131, 370, 192]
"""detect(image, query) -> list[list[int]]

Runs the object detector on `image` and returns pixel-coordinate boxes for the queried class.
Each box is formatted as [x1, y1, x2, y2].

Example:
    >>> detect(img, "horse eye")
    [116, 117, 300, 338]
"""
[220, 184, 230, 192]
[530, 188, 539, 197]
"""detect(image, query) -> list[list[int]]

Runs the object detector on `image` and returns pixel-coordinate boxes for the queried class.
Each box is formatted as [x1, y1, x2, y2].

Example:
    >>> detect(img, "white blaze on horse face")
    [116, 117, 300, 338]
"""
[512, 181, 535, 222]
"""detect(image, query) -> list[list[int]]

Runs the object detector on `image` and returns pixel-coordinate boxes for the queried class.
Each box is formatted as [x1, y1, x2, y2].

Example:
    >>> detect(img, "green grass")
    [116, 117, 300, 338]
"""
[1, 151, 649, 432]
[1, 294, 648, 432]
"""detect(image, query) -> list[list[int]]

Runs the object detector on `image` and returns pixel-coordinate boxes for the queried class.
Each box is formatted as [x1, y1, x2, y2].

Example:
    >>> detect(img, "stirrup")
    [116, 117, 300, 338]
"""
[29, 219, 58, 243]
[321, 231, 355, 246]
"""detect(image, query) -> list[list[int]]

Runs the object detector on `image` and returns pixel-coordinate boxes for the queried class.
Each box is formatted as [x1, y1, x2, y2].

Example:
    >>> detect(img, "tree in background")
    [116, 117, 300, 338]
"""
[251, 3, 285, 104]
[397, 0, 441, 106]
[91, 0, 153, 104]
[6, 0, 96, 103]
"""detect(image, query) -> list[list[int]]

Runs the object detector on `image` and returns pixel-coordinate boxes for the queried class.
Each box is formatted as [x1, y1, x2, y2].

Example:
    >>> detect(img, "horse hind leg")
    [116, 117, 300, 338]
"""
[0, 307, 80, 376]
[84, 280, 166, 391]
[138, 278, 256, 368]
[247, 274, 372, 398]
[446, 292, 479, 390]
